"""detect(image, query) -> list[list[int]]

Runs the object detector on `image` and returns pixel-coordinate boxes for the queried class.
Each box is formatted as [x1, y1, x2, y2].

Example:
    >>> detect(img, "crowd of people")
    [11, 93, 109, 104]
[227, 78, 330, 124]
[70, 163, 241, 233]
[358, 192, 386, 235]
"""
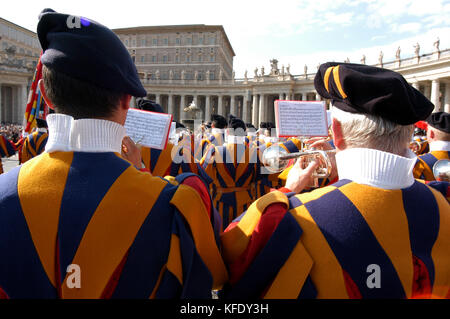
[0, 8, 448, 300]
[0, 123, 23, 143]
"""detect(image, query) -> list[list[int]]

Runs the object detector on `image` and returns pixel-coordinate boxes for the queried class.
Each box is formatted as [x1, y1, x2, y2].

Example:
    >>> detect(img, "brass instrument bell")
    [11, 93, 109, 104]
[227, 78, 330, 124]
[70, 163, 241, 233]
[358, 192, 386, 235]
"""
[433, 159, 450, 182]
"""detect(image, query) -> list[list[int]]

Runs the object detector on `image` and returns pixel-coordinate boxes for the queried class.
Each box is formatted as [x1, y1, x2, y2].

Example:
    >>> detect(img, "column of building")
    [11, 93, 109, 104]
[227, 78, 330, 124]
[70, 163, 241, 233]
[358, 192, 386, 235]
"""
[242, 93, 249, 123]
[230, 95, 236, 116]
[179, 95, 186, 121]
[430, 79, 441, 112]
[19, 84, 28, 123]
[218, 95, 223, 116]
[205, 95, 211, 122]
[167, 94, 174, 115]
[258, 94, 265, 126]
[252, 94, 259, 127]
[444, 82, 450, 113]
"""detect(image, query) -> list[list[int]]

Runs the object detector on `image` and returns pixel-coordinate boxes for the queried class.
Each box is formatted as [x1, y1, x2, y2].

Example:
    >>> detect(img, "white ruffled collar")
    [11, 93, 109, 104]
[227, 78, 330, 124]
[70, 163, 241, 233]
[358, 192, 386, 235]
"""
[429, 141, 450, 152]
[226, 135, 246, 144]
[45, 113, 125, 153]
[336, 148, 416, 190]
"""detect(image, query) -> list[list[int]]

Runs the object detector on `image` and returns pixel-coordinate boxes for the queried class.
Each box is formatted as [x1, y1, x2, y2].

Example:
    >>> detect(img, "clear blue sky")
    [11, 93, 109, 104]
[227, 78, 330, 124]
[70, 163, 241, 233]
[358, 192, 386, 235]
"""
[2, 0, 449, 77]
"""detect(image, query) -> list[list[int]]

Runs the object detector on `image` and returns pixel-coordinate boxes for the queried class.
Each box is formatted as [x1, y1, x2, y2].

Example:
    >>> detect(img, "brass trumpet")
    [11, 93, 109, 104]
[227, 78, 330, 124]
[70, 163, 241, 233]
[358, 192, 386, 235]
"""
[409, 140, 422, 155]
[409, 138, 428, 155]
[433, 159, 450, 182]
[262, 144, 336, 177]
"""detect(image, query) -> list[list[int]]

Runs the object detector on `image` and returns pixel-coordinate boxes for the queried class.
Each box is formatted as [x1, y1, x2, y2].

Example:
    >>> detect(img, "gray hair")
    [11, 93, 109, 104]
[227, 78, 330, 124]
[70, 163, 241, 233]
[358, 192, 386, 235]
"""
[331, 105, 414, 156]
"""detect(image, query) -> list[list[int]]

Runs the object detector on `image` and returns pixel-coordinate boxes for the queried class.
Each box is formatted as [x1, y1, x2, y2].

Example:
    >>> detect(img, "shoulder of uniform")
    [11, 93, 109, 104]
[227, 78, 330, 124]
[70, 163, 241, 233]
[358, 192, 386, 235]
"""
[423, 180, 450, 204]
[295, 182, 345, 206]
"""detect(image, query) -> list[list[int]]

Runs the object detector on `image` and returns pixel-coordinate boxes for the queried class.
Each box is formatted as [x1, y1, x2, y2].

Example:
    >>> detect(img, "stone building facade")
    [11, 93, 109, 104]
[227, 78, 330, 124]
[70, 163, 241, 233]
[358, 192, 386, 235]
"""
[136, 47, 450, 129]
[0, 18, 449, 129]
[0, 17, 41, 124]
[113, 24, 235, 83]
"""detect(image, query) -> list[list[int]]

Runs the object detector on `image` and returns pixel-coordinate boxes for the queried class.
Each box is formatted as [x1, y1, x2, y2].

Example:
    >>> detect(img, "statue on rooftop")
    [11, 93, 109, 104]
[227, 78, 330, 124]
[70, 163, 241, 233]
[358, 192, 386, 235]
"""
[270, 59, 279, 76]
[414, 42, 420, 57]
[434, 38, 440, 52]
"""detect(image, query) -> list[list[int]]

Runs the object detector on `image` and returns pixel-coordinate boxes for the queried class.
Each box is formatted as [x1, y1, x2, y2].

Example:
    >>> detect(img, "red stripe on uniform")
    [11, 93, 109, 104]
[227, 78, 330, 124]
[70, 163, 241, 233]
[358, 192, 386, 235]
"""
[0, 286, 9, 299]
[228, 202, 287, 285]
[411, 255, 432, 299]
[181, 176, 212, 219]
[342, 269, 362, 299]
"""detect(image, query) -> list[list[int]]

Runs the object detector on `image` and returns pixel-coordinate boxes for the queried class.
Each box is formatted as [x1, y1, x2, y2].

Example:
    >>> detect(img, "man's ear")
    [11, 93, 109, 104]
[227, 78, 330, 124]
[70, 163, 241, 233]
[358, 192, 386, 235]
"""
[332, 118, 346, 150]
[38, 79, 55, 110]
[429, 128, 435, 139]
[121, 95, 132, 110]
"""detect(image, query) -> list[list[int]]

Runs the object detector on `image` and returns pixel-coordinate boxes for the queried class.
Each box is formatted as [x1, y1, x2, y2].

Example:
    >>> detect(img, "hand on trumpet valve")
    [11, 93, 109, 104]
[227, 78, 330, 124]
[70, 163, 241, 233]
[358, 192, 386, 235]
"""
[285, 156, 319, 194]
[303, 137, 338, 181]
[121, 136, 143, 169]
[409, 140, 421, 155]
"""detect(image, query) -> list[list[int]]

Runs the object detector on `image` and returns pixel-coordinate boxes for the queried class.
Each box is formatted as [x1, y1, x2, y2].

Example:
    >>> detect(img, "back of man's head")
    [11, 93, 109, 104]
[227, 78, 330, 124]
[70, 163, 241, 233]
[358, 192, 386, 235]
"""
[315, 62, 434, 155]
[37, 9, 146, 119]
[331, 106, 414, 155]
[427, 112, 450, 142]
[36, 118, 48, 129]
[228, 116, 246, 136]
[211, 114, 227, 129]
[136, 98, 164, 113]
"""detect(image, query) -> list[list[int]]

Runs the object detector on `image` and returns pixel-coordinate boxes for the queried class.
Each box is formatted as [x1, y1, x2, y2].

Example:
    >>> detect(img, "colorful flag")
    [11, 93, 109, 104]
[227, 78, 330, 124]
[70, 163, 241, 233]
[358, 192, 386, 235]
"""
[23, 53, 47, 133]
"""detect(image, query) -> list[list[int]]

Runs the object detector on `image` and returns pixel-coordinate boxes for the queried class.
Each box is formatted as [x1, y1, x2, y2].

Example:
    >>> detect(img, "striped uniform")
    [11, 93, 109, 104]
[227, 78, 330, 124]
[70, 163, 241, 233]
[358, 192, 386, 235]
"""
[254, 141, 281, 199]
[20, 131, 49, 164]
[413, 151, 450, 181]
[0, 151, 227, 298]
[196, 131, 226, 161]
[141, 142, 211, 183]
[221, 180, 450, 298]
[201, 142, 258, 231]
[0, 135, 16, 175]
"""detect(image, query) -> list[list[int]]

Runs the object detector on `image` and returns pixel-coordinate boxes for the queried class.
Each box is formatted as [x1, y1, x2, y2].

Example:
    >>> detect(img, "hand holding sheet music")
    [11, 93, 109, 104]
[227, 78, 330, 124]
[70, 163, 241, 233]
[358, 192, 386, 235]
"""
[124, 108, 173, 150]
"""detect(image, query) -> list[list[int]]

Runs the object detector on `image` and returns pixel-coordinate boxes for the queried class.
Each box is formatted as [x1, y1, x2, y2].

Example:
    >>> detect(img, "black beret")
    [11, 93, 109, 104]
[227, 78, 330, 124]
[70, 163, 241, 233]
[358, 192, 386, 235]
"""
[427, 112, 450, 133]
[175, 122, 185, 129]
[37, 9, 146, 97]
[38, 8, 55, 20]
[211, 114, 227, 128]
[36, 118, 48, 128]
[246, 123, 256, 129]
[314, 62, 434, 125]
[260, 122, 267, 129]
[136, 98, 164, 113]
[229, 116, 246, 131]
